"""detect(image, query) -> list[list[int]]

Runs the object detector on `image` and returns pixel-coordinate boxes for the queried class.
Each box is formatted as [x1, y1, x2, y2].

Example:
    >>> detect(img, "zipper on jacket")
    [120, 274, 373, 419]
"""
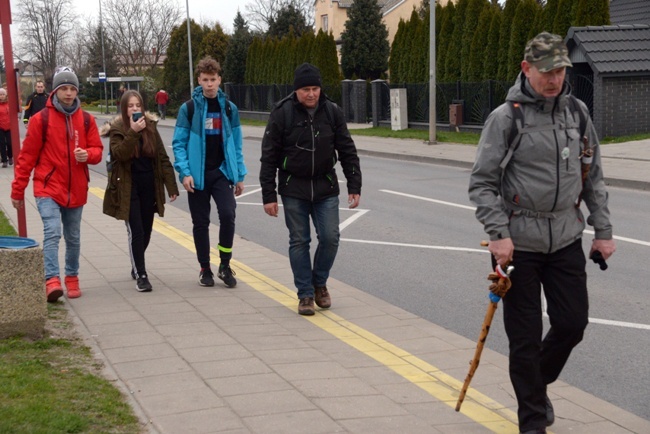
[67, 122, 73, 207]
[309, 115, 315, 201]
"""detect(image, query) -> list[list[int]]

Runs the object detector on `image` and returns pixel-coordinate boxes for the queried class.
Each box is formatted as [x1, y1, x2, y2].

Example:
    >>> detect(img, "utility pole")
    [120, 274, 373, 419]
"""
[99, 0, 109, 113]
[427, 1, 437, 145]
[186, 0, 194, 93]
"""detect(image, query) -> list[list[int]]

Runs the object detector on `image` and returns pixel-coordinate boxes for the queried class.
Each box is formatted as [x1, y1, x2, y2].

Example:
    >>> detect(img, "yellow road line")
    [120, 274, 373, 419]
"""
[90, 187, 519, 432]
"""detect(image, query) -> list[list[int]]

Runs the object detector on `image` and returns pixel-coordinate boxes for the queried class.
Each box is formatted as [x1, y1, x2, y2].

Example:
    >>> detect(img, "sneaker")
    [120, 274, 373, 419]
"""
[545, 394, 554, 427]
[199, 268, 214, 287]
[45, 277, 63, 303]
[314, 286, 331, 308]
[8, 158, 13, 165]
[136, 274, 153, 292]
[298, 297, 315, 316]
[1, 162, 6, 168]
[217, 264, 237, 288]
[64, 276, 81, 299]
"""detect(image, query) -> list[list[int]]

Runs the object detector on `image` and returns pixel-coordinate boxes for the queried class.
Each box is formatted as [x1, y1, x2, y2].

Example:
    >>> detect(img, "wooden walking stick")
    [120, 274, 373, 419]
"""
[455, 244, 514, 412]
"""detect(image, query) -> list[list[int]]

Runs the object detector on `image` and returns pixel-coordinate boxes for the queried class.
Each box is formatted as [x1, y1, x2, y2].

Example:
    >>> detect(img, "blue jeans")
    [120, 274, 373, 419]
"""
[36, 197, 83, 280]
[281, 195, 340, 299]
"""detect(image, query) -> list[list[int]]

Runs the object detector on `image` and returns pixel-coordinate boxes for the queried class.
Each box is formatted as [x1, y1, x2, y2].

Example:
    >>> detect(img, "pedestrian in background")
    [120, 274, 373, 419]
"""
[260, 63, 362, 316]
[155, 88, 169, 120]
[468, 33, 616, 434]
[172, 56, 247, 288]
[23, 80, 48, 127]
[11, 67, 104, 302]
[0, 88, 12, 168]
[102, 90, 179, 292]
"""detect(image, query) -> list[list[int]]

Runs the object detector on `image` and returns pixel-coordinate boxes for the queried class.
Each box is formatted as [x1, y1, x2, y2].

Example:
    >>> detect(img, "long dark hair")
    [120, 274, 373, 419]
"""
[120, 90, 155, 158]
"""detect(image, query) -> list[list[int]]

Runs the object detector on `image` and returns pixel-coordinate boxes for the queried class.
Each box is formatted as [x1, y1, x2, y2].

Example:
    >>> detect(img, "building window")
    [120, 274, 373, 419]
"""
[322, 15, 328, 32]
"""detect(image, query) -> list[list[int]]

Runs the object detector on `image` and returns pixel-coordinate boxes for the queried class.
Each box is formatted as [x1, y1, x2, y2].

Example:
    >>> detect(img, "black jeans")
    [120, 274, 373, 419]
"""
[0, 129, 11, 163]
[502, 239, 588, 432]
[187, 168, 236, 268]
[126, 170, 155, 277]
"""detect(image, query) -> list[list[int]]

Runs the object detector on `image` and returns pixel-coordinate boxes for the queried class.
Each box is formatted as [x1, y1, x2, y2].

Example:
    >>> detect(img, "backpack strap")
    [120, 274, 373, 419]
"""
[41, 109, 91, 144]
[185, 96, 233, 125]
[280, 92, 338, 136]
[500, 101, 525, 170]
[568, 95, 588, 139]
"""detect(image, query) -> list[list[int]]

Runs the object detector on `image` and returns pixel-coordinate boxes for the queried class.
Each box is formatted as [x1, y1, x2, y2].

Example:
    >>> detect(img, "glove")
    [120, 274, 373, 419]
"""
[487, 271, 511, 298]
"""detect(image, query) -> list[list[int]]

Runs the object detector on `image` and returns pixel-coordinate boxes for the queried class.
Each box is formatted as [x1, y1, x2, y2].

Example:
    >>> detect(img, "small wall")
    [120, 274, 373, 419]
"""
[601, 75, 650, 137]
[0, 248, 46, 340]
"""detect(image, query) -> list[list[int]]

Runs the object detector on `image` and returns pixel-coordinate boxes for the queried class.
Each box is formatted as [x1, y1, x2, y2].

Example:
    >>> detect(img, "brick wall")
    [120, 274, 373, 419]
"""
[601, 75, 650, 137]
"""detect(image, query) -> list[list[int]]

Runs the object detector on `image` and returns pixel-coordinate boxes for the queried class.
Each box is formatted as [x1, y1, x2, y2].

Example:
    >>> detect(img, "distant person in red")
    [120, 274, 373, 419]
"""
[0, 88, 12, 167]
[155, 89, 169, 120]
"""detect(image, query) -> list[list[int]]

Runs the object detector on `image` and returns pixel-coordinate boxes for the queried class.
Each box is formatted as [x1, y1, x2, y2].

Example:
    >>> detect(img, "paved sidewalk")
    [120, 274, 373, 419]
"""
[1, 121, 649, 434]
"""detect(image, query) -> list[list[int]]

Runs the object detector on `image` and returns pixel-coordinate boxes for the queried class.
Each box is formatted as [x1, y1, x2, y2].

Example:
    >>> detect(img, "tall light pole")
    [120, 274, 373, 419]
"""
[99, 0, 108, 113]
[428, 1, 437, 145]
[186, 0, 194, 93]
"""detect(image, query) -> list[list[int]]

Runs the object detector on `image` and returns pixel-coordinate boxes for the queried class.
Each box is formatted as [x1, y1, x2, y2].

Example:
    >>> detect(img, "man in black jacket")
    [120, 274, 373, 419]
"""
[23, 80, 49, 126]
[260, 63, 362, 316]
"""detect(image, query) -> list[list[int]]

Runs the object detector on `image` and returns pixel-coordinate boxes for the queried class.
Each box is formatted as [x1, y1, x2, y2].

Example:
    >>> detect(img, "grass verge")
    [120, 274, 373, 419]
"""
[0, 210, 143, 434]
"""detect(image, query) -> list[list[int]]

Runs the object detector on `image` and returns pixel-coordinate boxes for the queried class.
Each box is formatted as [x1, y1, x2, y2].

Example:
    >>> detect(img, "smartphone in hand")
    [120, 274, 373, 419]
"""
[132, 112, 143, 121]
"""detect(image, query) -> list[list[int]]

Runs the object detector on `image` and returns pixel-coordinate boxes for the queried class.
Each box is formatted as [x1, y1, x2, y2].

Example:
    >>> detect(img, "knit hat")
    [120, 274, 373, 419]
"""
[524, 32, 572, 73]
[52, 67, 79, 92]
[293, 63, 321, 90]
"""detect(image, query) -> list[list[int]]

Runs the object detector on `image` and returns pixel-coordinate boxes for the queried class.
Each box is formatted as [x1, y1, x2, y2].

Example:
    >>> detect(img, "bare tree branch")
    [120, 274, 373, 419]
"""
[245, 0, 313, 33]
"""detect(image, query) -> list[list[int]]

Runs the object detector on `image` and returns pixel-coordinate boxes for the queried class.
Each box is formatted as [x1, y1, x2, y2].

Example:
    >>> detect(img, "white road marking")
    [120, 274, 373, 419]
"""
[341, 238, 488, 254]
[237, 187, 262, 198]
[541, 298, 649, 330]
[340, 209, 369, 231]
[380, 189, 650, 247]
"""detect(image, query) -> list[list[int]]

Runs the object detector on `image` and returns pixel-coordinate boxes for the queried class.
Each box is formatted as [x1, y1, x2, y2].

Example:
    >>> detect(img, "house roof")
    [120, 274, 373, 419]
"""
[335, 0, 405, 14]
[565, 25, 650, 74]
[610, 0, 650, 25]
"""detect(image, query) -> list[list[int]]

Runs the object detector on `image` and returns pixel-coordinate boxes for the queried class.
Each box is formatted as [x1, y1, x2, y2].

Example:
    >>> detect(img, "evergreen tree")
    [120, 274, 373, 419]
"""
[468, 6, 493, 82]
[483, 6, 502, 80]
[417, 11, 431, 83]
[397, 16, 416, 83]
[575, 0, 610, 27]
[163, 19, 206, 103]
[507, 0, 541, 81]
[199, 24, 230, 66]
[445, 0, 468, 82]
[245, 37, 263, 84]
[389, 20, 406, 84]
[340, 0, 390, 80]
[543, 0, 559, 32]
[497, 0, 521, 81]
[461, 0, 489, 81]
[267, 4, 310, 39]
[224, 12, 253, 84]
[406, 10, 423, 83]
[552, 0, 576, 37]
[295, 31, 316, 66]
[527, 5, 544, 41]
[437, 1, 456, 82]
[314, 30, 342, 99]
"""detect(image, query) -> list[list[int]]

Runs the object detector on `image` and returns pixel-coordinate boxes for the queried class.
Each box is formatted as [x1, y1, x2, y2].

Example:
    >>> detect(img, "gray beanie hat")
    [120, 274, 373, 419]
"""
[52, 67, 79, 92]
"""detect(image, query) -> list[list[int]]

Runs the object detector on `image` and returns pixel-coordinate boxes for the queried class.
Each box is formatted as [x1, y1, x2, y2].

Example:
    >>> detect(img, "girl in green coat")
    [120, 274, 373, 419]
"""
[102, 90, 179, 292]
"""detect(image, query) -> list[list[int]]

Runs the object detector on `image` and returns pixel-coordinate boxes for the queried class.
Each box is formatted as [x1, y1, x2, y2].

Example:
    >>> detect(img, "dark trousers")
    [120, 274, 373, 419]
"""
[502, 239, 588, 432]
[0, 129, 11, 162]
[187, 168, 236, 268]
[126, 171, 155, 277]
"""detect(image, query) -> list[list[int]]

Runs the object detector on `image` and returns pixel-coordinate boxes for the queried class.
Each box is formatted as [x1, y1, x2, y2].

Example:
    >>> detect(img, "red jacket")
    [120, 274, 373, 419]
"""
[0, 101, 9, 131]
[11, 98, 104, 208]
[155, 91, 168, 105]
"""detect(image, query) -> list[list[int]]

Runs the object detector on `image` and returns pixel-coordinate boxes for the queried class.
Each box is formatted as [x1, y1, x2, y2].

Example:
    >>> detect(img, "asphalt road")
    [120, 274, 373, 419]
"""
[88, 123, 650, 421]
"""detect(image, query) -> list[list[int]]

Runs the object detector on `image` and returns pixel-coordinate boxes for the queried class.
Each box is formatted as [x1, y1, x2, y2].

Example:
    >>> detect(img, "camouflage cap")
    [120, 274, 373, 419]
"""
[524, 32, 572, 72]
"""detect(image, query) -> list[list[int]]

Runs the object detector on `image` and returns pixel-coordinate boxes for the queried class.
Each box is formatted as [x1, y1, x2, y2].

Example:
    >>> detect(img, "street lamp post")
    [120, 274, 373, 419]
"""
[99, 0, 108, 113]
[186, 0, 194, 93]
[428, 1, 437, 145]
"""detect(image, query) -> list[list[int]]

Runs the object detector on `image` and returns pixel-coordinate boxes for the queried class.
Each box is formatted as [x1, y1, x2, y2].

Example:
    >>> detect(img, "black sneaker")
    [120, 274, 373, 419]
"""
[136, 274, 153, 292]
[199, 268, 215, 287]
[218, 264, 237, 288]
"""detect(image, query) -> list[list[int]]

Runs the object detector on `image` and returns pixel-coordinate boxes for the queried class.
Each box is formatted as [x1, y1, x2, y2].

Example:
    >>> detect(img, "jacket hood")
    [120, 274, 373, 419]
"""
[506, 71, 572, 113]
[100, 111, 159, 137]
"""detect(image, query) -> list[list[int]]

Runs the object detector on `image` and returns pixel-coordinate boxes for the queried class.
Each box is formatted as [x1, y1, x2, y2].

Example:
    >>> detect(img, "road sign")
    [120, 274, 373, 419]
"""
[98, 72, 106, 83]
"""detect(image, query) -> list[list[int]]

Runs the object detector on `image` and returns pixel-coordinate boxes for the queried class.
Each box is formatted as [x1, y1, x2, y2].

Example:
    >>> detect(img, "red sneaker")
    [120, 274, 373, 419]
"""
[46, 277, 63, 303]
[64, 276, 81, 299]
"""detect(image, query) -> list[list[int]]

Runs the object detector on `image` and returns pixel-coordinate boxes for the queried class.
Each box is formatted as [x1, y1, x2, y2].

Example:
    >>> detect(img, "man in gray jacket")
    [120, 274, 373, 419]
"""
[468, 32, 616, 434]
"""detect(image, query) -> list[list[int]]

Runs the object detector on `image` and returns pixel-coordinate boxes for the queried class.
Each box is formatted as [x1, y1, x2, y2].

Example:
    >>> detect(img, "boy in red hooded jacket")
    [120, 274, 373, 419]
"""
[11, 67, 104, 302]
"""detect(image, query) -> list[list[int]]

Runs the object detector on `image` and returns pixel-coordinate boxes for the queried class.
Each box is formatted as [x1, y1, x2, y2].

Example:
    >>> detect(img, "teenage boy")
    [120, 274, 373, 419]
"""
[172, 56, 247, 288]
[11, 67, 104, 302]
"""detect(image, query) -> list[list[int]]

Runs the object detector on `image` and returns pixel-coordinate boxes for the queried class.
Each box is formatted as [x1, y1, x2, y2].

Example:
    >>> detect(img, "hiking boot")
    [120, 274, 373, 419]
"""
[298, 297, 315, 316]
[8, 158, 13, 165]
[314, 286, 331, 308]
[217, 264, 237, 288]
[64, 276, 81, 299]
[199, 268, 214, 287]
[545, 394, 554, 427]
[136, 274, 153, 292]
[45, 277, 63, 303]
